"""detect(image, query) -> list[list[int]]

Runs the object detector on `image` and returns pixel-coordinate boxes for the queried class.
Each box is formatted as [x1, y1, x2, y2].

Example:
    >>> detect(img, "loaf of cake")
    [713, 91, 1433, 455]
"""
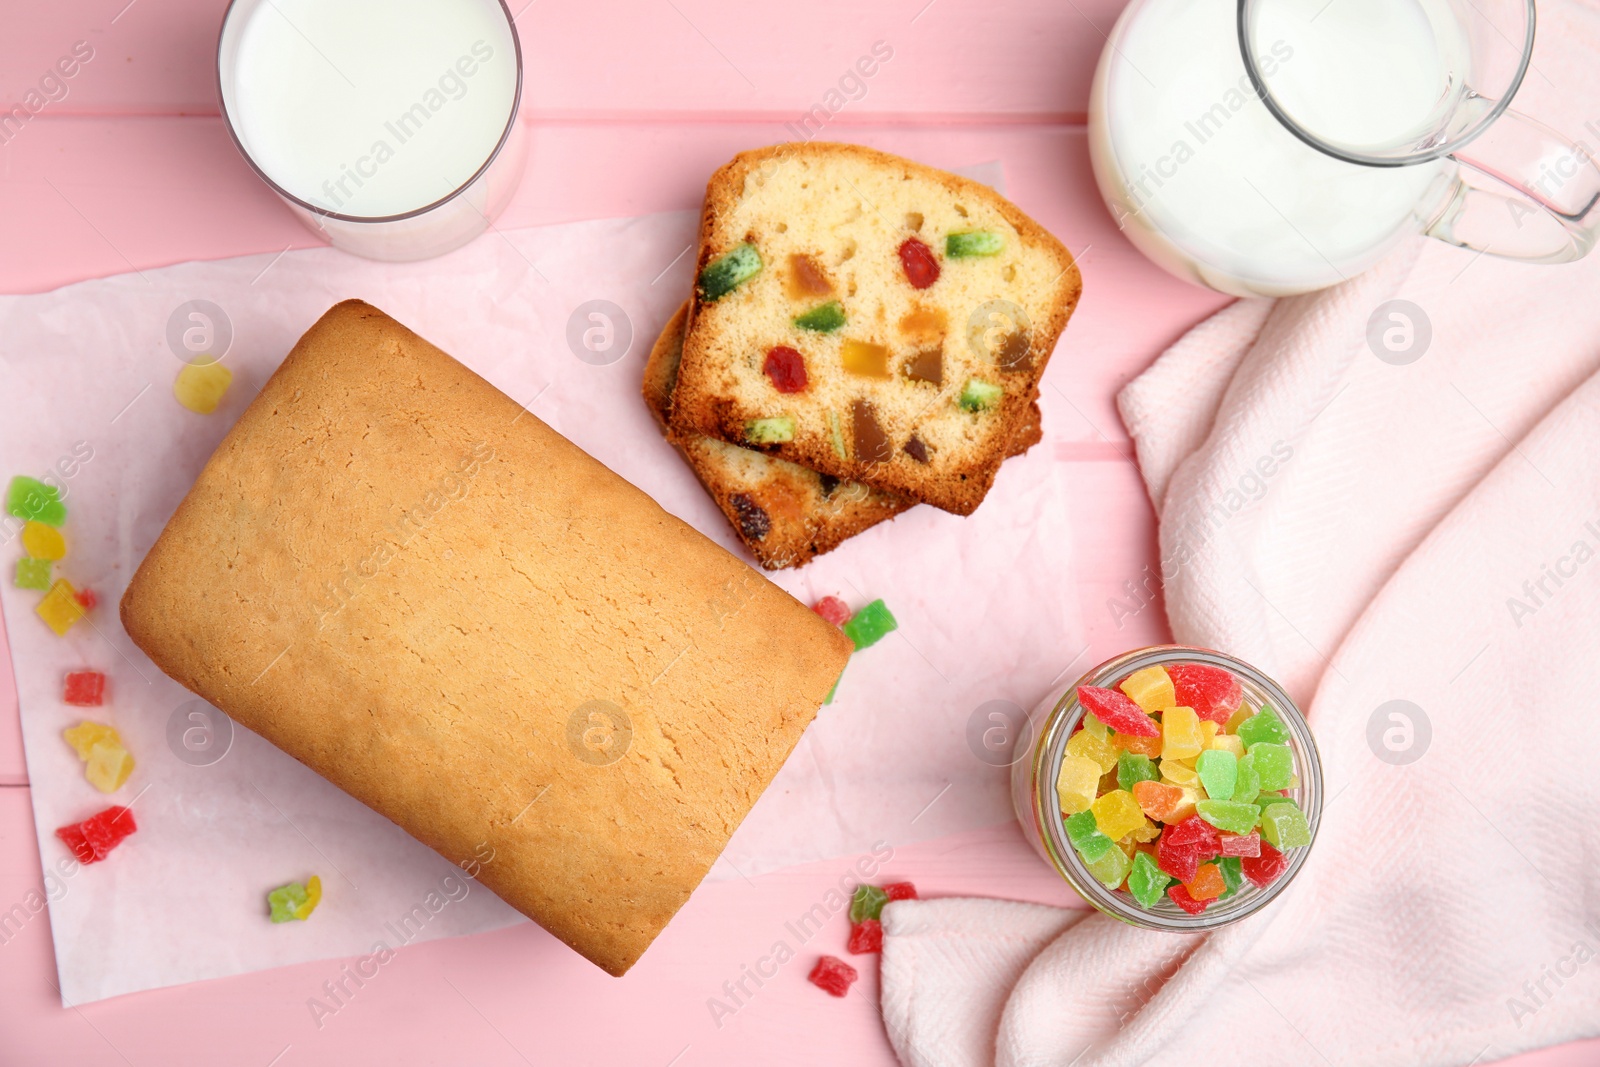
[120, 300, 852, 976]
[670, 142, 1081, 515]
[645, 301, 1043, 568]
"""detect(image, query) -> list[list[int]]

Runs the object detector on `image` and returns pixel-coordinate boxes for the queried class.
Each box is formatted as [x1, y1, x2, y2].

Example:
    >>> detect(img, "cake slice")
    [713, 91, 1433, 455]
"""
[646, 302, 1043, 569]
[669, 142, 1080, 515]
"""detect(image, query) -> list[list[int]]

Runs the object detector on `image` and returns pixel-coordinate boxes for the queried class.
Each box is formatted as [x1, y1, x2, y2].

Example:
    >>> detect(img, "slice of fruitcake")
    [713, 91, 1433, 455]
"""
[646, 302, 1040, 569]
[669, 142, 1080, 516]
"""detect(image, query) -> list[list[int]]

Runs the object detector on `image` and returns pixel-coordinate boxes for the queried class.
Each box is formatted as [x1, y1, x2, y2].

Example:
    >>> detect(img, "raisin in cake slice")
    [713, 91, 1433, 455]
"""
[669, 142, 1080, 516]
[645, 302, 1042, 569]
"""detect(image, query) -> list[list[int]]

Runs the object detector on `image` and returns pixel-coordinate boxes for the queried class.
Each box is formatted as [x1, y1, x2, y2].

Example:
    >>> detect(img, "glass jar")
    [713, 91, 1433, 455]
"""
[1011, 644, 1322, 929]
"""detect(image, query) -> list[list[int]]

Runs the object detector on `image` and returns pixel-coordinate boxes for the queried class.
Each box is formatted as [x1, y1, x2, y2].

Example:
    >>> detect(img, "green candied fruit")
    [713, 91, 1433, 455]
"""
[1237, 704, 1291, 747]
[945, 230, 1004, 258]
[849, 883, 889, 923]
[1084, 843, 1132, 890]
[1195, 749, 1238, 802]
[15, 557, 51, 591]
[823, 666, 844, 706]
[827, 410, 847, 460]
[793, 300, 846, 332]
[1260, 802, 1312, 849]
[1195, 799, 1259, 835]
[1248, 742, 1294, 792]
[1217, 856, 1244, 900]
[958, 377, 1003, 412]
[744, 416, 794, 445]
[268, 881, 309, 924]
[6, 476, 65, 526]
[842, 599, 897, 650]
[1232, 752, 1262, 805]
[1127, 850, 1171, 908]
[697, 242, 762, 301]
[1117, 752, 1159, 792]
[1064, 809, 1115, 863]
[1254, 793, 1296, 828]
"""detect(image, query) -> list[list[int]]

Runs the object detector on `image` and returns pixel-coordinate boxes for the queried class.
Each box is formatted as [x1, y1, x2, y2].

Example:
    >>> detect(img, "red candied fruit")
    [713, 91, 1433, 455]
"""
[1221, 831, 1261, 858]
[763, 346, 809, 393]
[1156, 831, 1200, 884]
[63, 670, 106, 707]
[808, 955, 858, 997]
[56, 805, 136, 865]
[847, 919, 883, 954]
[883, 882, 918, 902]
[74, 588, 98, 611]
[1168, 663, 1242, 725]
[898, 237, 941, 290]
[1167, 884, 1209, 915]
[812, 596, 851, 627]
[1076, 686, 1159, 737]
[1241, 841, 1288, 889]
[1164, 814, 1221, 855]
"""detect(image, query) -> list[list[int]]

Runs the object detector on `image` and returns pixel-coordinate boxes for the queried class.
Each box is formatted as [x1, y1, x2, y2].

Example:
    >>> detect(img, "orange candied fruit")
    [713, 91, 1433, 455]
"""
[1186, 863, 1226, 901]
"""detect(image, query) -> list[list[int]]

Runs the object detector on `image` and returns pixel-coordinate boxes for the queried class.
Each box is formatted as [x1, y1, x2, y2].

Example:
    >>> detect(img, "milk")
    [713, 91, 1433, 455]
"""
[229, 0, 519, 220]
[1089, 0, 1461, 295]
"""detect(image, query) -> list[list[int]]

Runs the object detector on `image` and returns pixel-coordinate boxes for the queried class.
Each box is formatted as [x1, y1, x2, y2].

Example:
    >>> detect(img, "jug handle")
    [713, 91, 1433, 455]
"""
[1425, 107, 1600, 264]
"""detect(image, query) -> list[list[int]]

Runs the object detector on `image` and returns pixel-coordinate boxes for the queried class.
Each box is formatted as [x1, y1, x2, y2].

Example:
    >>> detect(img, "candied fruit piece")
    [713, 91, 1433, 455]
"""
[21, 521, 65, 561]
[1159, 759, 1199, 789]
[883, 882, 917, 902]
[745, 417, 794, 445]
[1085, 844, 1132, 890]
[958, 377, 1002, 412]
[63, 721, 120, 759]
[1195, 749, 1237, 801]
[1196, 799, 1259, 835]
[1118, 730, 1163, 757]
[1127, 850, 1172, 908]
[1232, 752, 1263, 804]
[787, 253, 833, 297]
[1066, 729, 1119, 774]
[56, 805, 135, 864]
[852, 400, 891, 463]
[841, 339, 891, 378]
[1168, 663, 1243, 724]
[1221, 831, 1261, 858]
[6, 476, 66, 526]
[848, 918, 883, 954]
[1080, 712, 1110, 742]
[294, 874, 323, 920]
[1091, 790, 1145, 842]
[808, 955, 858, 997]
[946, 230, 1003, 258]
[37, 579, 85, 636]
[794, 301, 846, 333]
[850, 884, 890, 923]
[15, 557, 51, 590]
[1217, 856, 1244, 900]
[1186, 863, 1225, 901]
[1160, 706, 1203, 760]
[269, 881, 310, 923]
[1117, 752, 1159, 792]
[1124, 819, 1161, 843]
[1119, 666, 1175, 712]
[1165, 815, 1221, 854]
[1167, 884, 1209, 915]
[698, 242, 761, 301]
[1065, 809, 1115, 863]
[1156, 833, 1200, 884]
[1131, 779, 1184, 821]
[1241, 841, 1288, 888]
[63, 670, 106, 707]
[902, 347, 943, 386]
[1076, 687, 1159, 738]
[74, 588, 98, 611]
[85, 742, 134, 793]
[1206, 733, 1246, 759]
[842, 599, 896, 650]
[1057, 754, 1102, 815]
[898, 237, 941, 289]
[1237, 705, 1291, 747]
[763, 346, 809, 393]
[812, 596, 851, 627]
[1248, 742, 1294, 791]
[1260, 801, 1312, 849]
[175, 360, 233, 414]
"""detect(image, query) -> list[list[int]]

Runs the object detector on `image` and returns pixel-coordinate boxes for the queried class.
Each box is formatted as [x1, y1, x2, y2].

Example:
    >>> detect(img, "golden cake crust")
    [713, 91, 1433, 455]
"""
[120, 300, 852, 976]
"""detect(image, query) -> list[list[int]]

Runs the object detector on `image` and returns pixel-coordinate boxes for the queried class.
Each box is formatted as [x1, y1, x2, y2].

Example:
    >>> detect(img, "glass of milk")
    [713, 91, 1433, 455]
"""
[1089, 0, 1599, 296]
[217, 0, 525, 261]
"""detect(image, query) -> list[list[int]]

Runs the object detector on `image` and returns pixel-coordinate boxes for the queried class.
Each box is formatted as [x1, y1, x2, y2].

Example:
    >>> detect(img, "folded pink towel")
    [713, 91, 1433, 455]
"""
[880, 5, 1600, 1063]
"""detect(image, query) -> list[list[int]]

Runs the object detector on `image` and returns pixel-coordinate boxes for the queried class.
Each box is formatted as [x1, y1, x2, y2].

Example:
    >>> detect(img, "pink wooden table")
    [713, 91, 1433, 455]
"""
[1, 2, 1595, 1064]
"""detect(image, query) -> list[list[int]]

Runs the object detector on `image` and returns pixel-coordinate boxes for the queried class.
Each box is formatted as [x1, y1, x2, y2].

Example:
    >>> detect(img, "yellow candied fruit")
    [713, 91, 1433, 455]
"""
[1161, 706, 1203, 760]
[1066, 728, 1120, 774]
[36, 578, 84, 636]
[22, 521, 66, 561]
[174, 359, 234, 414]
[1169, 787, 1199, 824]
[1119, 665, 1176, 712]
[1160, 759, 1200, 789]
[1091, 789, 1145, 842]
[293, 874, 323, 920]
[1207, 733, 1246, 759]
[1200, 720, 1219, 744]
[1056, 754, 1101, 815]
[1224, 705, 1254, 734]
[1123, 819, 1161, 844]
[63, 721, 121, 760]
[840, 339, 891, 378]
[85, 742, 134, 793]
[1080, 713, 1110, 743]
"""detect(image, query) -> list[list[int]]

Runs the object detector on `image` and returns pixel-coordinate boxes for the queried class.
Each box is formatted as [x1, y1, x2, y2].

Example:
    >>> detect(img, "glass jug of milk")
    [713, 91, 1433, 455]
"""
[1089, 0, 1600, 296]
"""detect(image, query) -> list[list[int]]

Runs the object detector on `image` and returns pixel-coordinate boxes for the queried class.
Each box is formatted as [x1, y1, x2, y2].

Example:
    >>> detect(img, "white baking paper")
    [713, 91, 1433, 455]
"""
[0, 163, 1089, 1003]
